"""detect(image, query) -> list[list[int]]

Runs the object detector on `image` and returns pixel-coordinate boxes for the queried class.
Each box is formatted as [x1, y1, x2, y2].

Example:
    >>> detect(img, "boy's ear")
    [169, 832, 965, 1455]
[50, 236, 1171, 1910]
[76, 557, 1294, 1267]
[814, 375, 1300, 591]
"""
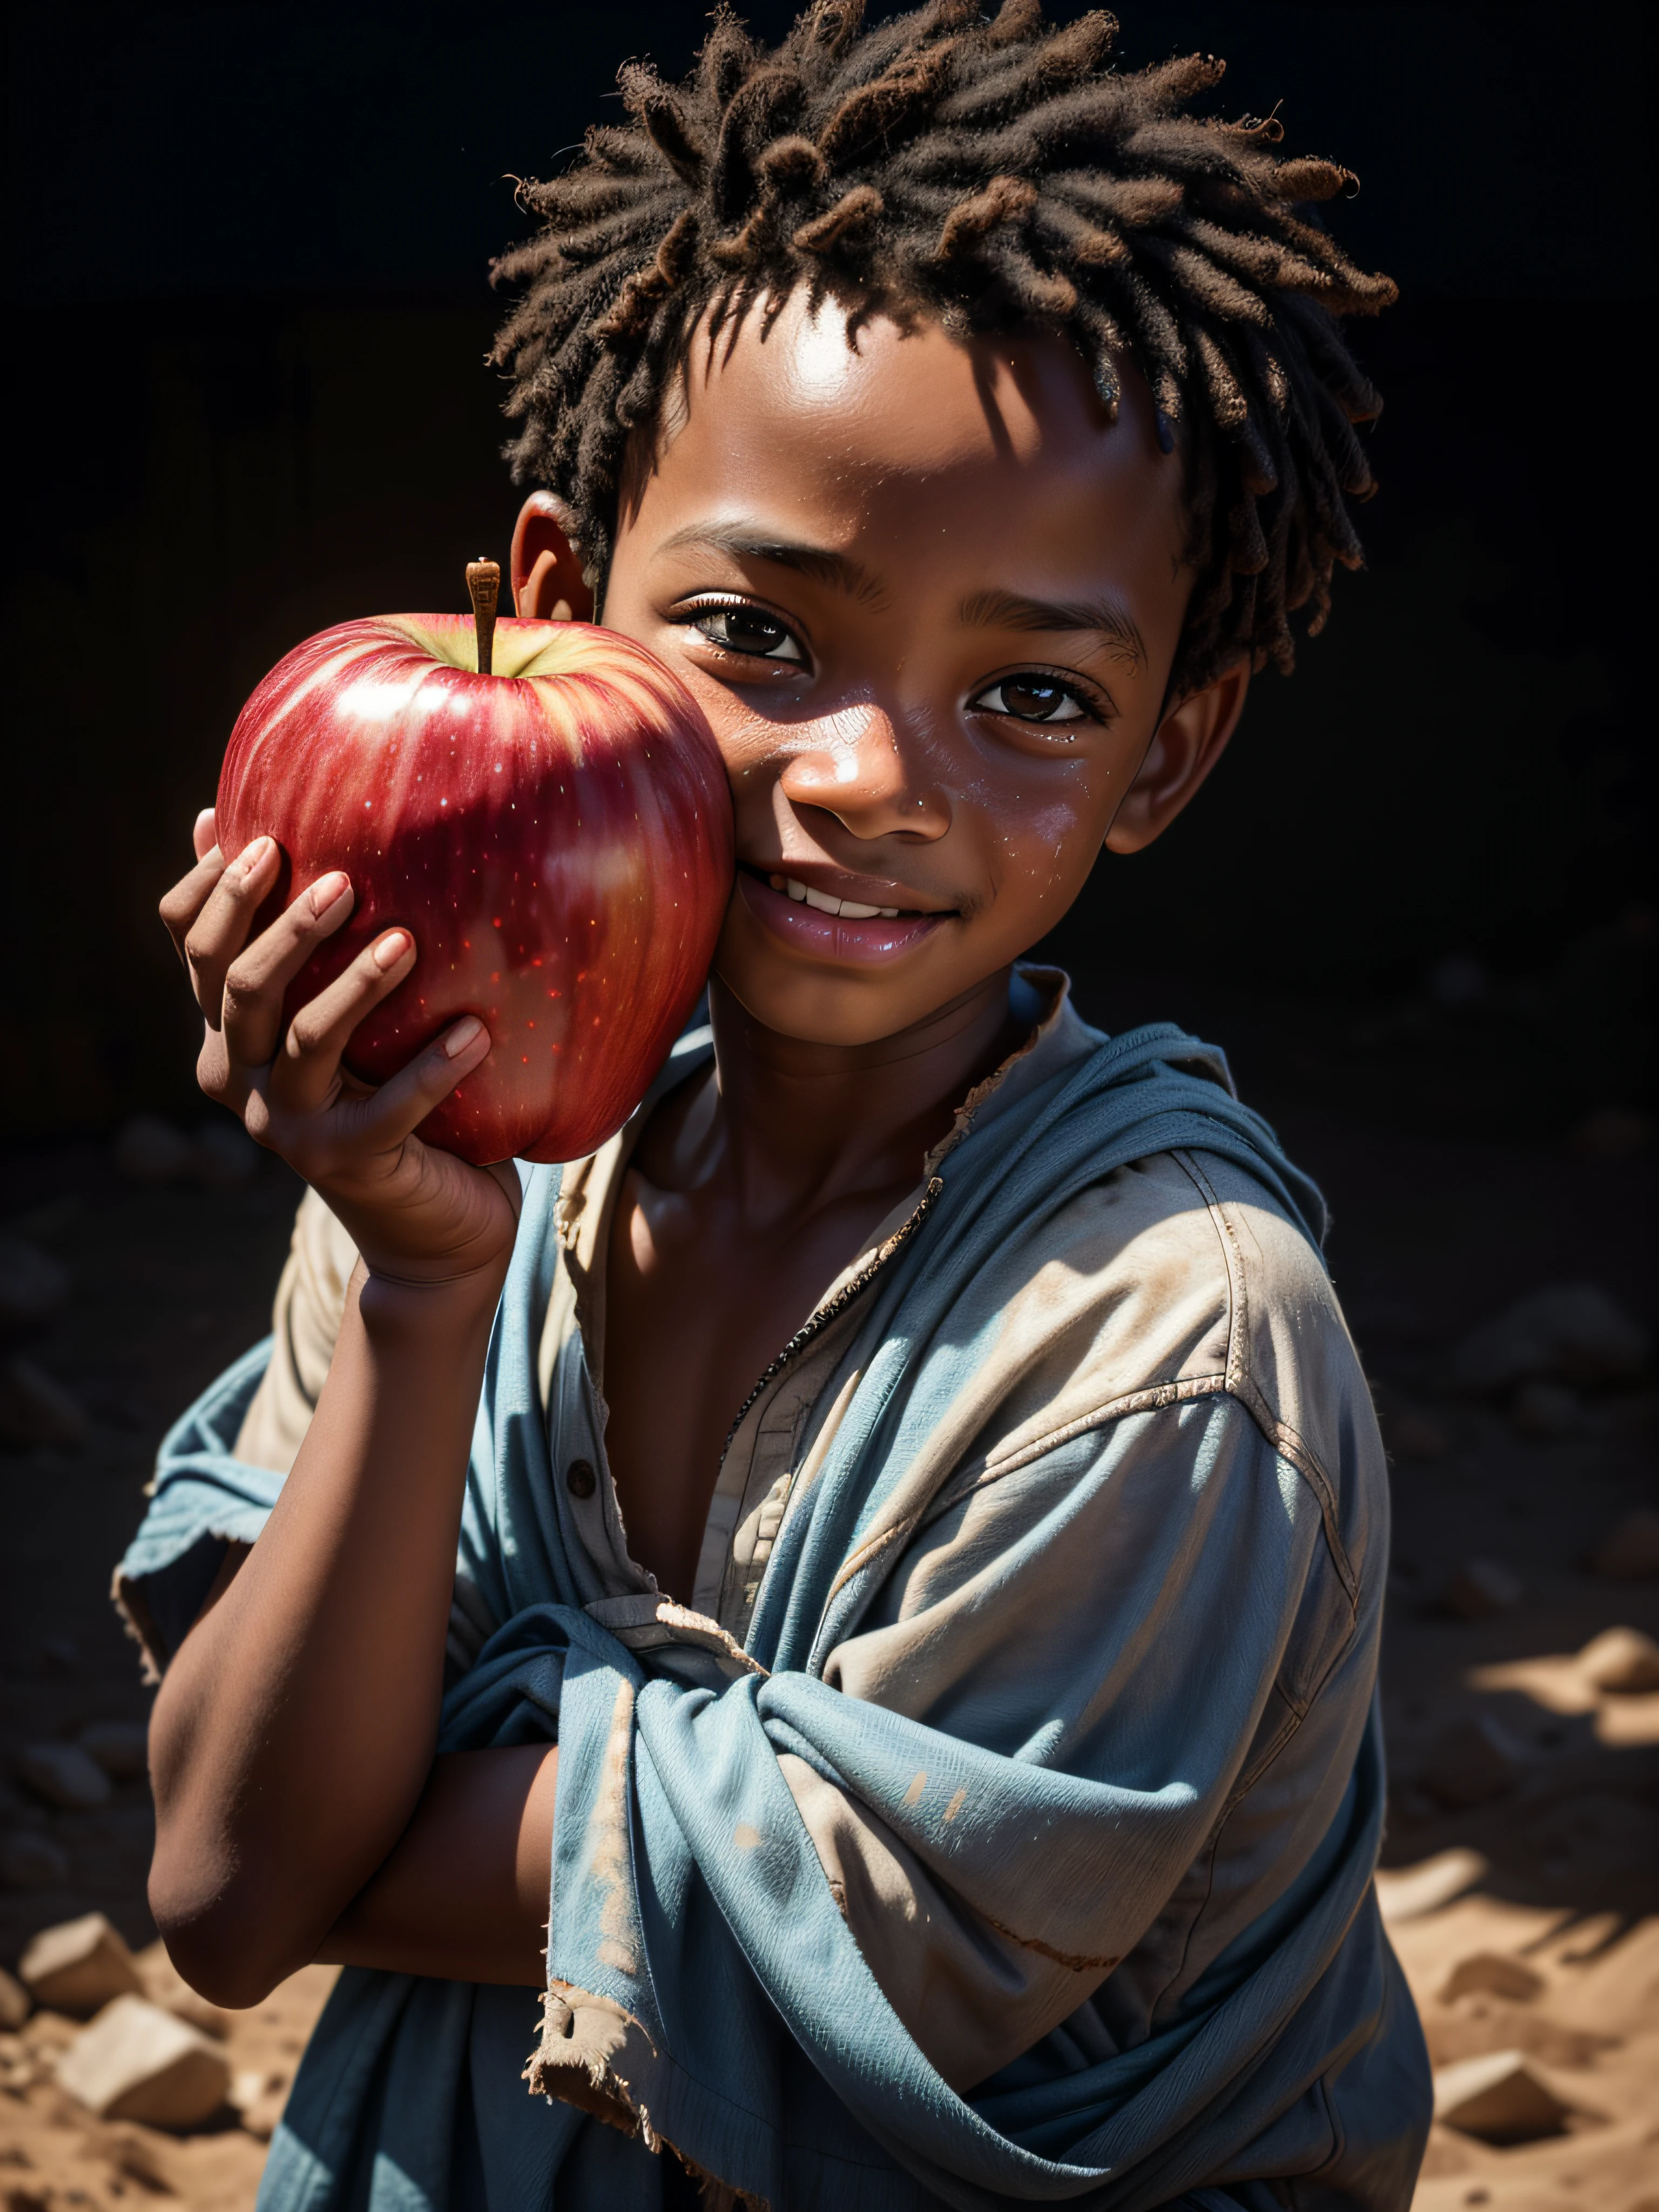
[1104, 660, 1250, 854]
[510, 491, 595, 623]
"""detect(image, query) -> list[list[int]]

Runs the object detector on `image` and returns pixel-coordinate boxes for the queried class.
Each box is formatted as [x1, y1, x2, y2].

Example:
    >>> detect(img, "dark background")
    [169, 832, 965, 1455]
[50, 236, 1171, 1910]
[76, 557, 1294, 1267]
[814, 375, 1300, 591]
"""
[3, 0, 1653, 1139]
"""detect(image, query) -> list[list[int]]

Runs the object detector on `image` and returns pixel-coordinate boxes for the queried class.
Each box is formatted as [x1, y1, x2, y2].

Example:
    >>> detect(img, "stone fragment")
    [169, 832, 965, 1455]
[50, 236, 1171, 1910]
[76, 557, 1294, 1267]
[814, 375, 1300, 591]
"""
[1590, 1507, 1659, 1582]
[19, 1913, 145, 2017]
[14, 1743, 112, 1811]
[113, 1114, 195, 1183]
[1419, 1715, 1525, 1808]
[0, 1357, 90, 1449]
[1511, 1379, 1581, 1439]
[1448, 1282, 1650, 1396]
[0, 1830, 70, 1889]
[90, 2125, 174, 2193]
[1439, 1951, 1546, 2005]
[56, 1993, 231, 2127]
[1374, 1847, 1489, 1923]
[1577, 1624, 1659, 1693]
[1432, 2049, 1572, 2143]
[0, 1237, 70, 1333]
[77, 1719, 150, 1780]
[1433, 1557, 1524, 1620]
[231, 2065, 288, 2140]
[0, 1965, 29, 2028]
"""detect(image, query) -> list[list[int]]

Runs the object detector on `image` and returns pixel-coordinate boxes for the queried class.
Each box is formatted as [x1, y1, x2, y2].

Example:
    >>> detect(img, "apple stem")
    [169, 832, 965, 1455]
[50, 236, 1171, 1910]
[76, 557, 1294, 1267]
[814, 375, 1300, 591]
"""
[466, 558, 501, 676]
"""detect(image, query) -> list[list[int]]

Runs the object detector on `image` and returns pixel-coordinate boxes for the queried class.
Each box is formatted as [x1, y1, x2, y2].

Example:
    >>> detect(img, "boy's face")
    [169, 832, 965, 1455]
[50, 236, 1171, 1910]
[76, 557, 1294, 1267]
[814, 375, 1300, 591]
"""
[569, 294, 1238, 1047]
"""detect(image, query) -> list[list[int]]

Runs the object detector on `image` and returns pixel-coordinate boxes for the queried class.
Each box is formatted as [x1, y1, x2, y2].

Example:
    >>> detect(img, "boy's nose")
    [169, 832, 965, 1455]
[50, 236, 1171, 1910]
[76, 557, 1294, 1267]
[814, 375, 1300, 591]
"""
[775, 704, 950, 841]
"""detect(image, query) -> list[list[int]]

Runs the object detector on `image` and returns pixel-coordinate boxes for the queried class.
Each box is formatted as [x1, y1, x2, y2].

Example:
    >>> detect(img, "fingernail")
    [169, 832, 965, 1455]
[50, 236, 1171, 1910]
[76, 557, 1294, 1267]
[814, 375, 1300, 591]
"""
[444, 1015, 485, 1058]
[372, 929, 411, 970]
[238, 834, 274, 873]
[308, 871, 349, 915]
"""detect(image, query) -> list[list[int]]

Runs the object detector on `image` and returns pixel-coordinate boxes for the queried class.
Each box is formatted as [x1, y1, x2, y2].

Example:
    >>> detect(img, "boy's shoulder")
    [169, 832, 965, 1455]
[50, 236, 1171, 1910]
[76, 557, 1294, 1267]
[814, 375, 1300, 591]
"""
[980, 1133, 1377, 1542]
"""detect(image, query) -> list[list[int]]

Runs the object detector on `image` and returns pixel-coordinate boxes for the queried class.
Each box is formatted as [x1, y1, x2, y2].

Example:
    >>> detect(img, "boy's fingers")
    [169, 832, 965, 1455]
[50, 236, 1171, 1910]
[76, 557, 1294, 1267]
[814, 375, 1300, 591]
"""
[159, 847, 229, 969]
[180, 836, 282, 1026]
[346, 1017, 493, 1152]
[219, 873, 355, 1071]
[267, 930, 420, 1117]
[193, 807, 219, 862]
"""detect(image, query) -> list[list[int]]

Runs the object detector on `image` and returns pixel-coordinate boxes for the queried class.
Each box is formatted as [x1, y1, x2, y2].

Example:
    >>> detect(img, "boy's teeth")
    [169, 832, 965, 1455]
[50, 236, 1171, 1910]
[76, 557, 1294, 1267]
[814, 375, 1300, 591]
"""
[770, 874, 903, 921]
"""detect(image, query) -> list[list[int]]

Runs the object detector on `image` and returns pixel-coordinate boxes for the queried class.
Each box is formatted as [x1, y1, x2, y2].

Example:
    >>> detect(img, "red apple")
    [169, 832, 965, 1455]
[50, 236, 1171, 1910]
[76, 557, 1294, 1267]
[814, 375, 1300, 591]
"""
[215, 610, 733, 1164]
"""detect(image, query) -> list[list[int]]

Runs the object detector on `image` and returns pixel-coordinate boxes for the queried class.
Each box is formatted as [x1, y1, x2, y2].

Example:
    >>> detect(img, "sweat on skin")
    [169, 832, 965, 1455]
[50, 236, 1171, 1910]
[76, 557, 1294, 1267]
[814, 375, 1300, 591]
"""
[126, 287, 1428, 2209]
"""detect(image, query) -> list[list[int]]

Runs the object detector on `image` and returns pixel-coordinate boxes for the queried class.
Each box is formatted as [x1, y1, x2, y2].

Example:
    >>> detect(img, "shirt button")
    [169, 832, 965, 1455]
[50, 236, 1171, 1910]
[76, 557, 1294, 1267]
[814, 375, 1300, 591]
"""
[565, 1458, 597, 1500]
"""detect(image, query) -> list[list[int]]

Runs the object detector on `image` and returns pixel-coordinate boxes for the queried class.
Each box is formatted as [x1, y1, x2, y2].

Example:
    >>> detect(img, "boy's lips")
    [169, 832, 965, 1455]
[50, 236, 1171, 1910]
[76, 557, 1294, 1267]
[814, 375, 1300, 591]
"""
[736, 868, 949, 964]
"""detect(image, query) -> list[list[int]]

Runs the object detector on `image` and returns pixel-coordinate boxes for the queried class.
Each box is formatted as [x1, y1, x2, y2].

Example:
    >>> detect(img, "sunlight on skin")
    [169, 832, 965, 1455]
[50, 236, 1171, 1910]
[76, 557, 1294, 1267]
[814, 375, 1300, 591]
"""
[579, 290, 1246, 1054]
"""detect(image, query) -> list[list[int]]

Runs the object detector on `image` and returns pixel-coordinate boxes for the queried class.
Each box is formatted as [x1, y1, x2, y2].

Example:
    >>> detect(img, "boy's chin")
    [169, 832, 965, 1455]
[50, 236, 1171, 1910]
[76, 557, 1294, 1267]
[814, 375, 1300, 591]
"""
[710, 933, 986, 1053]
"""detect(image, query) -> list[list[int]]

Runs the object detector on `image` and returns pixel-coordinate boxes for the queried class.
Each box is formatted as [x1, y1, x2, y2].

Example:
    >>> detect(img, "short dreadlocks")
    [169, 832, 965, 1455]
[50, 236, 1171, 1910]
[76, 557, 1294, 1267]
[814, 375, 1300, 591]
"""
[491, 0, 1395, 696]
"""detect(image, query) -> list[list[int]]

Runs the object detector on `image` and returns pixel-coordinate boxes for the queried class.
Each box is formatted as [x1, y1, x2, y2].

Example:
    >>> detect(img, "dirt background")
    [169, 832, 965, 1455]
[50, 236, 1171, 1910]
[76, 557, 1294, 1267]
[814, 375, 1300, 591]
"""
[1, 972, 1655, 2207]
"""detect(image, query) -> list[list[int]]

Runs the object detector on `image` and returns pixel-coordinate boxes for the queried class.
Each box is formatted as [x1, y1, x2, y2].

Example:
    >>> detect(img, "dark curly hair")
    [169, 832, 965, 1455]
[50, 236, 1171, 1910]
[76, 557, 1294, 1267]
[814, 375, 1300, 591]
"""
[490, 0, 1396, 697]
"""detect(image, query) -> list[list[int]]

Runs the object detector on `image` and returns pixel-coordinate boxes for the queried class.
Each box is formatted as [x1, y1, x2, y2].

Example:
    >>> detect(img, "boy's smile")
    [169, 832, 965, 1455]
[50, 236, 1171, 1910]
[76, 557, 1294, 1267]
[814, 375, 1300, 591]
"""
[532, 292, 1246, 1049]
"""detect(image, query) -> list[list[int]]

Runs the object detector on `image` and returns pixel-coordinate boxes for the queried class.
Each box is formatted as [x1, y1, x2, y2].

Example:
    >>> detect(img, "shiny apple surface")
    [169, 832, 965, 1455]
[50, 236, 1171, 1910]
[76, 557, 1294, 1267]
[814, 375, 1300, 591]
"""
[217, 613, 733, 1164]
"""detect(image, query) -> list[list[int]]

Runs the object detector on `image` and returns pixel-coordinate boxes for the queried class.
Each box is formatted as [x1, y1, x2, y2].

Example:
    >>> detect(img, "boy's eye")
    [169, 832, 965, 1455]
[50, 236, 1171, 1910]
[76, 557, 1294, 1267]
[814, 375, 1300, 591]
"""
[690, 603, 805, 664]
[972, 676, 1091, 725]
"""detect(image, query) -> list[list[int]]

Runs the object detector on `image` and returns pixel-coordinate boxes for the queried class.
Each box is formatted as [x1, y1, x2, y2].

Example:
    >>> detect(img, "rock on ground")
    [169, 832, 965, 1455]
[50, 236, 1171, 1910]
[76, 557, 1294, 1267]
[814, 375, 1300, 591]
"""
[18, 1915, 143, 2018]
[1577, 1624, 1659, 1694]
[0, 1831, 70, 1890]
[75, 1720, 150, 1780]
[12, 1744, 112, 1812]
[55, 1993, 231, 2127]
[1448, 1280, 1650, 1396]
[1432, 2048, 1574, 2143]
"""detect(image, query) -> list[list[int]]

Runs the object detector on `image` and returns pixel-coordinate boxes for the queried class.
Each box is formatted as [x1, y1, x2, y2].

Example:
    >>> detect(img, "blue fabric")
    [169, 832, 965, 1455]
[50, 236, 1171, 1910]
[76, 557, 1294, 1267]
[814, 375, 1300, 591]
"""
[119, 1023, 1420, 2209]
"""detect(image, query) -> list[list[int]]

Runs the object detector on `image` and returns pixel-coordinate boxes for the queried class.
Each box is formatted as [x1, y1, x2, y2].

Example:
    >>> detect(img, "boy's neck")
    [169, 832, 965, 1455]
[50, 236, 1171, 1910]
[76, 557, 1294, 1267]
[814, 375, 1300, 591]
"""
[663, 969, 1023, 1225]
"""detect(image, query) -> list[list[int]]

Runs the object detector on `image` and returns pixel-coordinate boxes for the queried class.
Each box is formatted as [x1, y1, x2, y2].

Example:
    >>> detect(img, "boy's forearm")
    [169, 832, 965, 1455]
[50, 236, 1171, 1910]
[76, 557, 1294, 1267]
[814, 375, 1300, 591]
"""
[319, 1745, 558, 1986]
[149, 1260, 505, 2005]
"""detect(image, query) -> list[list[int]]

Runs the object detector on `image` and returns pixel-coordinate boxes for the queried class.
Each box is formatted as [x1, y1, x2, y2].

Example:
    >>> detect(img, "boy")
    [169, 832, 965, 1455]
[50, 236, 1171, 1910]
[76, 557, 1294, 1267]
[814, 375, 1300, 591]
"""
[120, 4, 1429, 2206]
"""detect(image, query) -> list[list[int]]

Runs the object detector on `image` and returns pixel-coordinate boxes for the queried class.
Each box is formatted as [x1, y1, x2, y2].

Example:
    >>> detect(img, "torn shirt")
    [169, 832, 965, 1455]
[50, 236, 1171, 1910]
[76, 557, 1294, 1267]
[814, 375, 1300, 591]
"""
[116, 971, 1429, 2209]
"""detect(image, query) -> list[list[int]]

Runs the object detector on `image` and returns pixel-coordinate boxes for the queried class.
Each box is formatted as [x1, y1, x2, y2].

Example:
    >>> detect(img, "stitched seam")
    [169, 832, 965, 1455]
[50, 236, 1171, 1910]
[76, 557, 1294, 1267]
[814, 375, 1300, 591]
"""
[834, 1379, 1231, 1586]
[914, 1373, 1232, 1534]
[1174, 1149, 1361, 1614]
[1170, 1147, 1250, 1394]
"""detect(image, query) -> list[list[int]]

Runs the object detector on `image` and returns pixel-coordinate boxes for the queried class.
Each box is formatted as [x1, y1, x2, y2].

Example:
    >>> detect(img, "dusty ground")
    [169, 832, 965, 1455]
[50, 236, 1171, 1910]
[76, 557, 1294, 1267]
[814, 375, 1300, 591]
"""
[0, 1071, 1654, 2208]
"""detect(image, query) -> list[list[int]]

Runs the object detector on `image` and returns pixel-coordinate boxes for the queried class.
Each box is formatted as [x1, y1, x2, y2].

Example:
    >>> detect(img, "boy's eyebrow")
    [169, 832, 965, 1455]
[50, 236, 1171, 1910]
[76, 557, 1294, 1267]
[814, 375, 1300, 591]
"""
[958, 588, 1149, 670]
[656, 521, 889, 608]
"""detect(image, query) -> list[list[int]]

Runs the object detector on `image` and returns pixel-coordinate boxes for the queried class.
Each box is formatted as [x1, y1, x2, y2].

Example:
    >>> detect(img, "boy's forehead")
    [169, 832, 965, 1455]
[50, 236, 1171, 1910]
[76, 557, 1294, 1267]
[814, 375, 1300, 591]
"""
[631, 291, 1186, 583]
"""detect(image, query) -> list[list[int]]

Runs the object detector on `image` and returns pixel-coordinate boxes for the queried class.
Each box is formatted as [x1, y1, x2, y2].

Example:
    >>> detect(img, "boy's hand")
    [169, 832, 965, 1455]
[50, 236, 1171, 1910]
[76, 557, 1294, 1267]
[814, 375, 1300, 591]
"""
[160, 808, 519, 1287]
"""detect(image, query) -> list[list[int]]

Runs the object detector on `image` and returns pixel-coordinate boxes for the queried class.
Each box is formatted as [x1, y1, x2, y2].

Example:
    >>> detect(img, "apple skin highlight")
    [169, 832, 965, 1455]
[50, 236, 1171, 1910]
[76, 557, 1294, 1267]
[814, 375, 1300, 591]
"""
[217, 612, 734, 1165]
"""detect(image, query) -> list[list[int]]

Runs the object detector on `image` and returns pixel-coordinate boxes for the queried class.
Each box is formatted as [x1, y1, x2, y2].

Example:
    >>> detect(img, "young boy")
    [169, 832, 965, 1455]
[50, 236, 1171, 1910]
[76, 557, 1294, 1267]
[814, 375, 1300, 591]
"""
[119, 4, 1429, 2206]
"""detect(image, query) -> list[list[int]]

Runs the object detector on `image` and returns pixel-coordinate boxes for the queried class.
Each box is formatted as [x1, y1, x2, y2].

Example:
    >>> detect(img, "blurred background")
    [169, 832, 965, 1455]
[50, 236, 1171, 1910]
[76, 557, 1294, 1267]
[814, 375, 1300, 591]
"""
[1, 4, 1654, 2204]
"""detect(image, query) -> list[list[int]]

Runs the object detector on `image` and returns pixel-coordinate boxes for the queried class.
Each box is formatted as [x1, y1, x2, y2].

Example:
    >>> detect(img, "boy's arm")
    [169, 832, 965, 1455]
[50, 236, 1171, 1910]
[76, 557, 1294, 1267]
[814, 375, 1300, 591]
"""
[149, 823, 537, 2006]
